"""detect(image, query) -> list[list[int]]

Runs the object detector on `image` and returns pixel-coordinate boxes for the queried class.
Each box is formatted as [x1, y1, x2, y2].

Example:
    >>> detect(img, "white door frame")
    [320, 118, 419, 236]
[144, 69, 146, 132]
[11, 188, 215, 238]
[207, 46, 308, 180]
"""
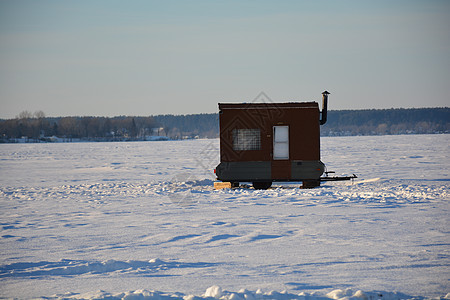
[273, 125, 289, 160]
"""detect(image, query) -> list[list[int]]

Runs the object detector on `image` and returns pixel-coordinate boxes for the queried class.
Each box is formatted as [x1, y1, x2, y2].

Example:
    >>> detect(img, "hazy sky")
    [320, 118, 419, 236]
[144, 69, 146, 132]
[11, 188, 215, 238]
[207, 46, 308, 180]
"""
[1, 0, 449, 118]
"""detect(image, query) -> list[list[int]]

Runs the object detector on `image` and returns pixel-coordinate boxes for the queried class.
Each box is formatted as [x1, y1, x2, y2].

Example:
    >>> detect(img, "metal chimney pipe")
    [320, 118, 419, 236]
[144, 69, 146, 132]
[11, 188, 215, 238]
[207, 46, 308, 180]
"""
[320, 91, 330, 125]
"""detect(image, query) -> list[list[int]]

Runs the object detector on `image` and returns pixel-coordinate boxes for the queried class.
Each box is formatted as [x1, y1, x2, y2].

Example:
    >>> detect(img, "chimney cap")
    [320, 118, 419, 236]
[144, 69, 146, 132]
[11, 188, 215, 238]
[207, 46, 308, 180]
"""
[322, 91, 330, 95]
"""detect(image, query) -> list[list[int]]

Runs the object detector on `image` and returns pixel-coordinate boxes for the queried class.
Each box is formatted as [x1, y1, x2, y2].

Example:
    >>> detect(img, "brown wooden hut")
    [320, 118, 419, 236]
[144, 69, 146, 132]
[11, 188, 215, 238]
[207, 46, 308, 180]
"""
[215, 91, 330, 189]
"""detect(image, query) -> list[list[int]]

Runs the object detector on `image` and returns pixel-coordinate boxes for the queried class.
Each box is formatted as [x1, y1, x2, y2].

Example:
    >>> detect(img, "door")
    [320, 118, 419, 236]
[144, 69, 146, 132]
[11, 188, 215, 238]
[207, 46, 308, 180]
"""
[272, 126, 291, 180]
[273, 126, 289, 160]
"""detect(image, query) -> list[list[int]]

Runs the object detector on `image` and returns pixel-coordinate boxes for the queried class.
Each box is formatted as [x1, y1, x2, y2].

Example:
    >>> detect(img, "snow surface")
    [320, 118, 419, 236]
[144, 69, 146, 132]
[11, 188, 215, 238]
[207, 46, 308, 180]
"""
[0, 134, 449, 299]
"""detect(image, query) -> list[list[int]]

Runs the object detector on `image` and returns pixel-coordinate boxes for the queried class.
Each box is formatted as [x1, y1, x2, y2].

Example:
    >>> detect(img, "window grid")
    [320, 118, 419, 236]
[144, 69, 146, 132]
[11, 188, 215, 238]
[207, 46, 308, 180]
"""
[232, 129, 261, 151]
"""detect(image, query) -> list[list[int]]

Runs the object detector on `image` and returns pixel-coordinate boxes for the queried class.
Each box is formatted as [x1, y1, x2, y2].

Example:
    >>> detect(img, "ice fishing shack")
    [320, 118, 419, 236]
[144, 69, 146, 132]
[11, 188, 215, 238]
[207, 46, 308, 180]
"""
[214, 91, 354, 189]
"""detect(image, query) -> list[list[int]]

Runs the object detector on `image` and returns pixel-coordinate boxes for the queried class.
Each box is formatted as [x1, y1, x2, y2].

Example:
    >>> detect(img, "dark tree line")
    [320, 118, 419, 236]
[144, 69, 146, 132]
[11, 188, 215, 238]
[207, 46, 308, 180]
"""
[153, 114, 219, 139]
[0, 112, 158, 142]
[321, 108, 450, 136]
[153, 108, 449, 138]
[0, 108, 448, 142]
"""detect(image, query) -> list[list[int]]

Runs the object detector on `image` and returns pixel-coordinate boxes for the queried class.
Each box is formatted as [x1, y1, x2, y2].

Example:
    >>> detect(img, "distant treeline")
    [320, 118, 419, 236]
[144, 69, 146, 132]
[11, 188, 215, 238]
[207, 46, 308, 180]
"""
[321, 108, 449, 136]
[0, 112, 160, 142]
[153, 114, 219, 139]
[0, 108, 448, 142]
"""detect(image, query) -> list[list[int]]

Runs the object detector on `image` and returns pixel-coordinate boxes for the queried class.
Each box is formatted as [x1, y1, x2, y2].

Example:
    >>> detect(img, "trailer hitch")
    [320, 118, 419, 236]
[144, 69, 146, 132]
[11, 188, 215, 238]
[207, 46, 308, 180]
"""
[320, 171, 358, 182]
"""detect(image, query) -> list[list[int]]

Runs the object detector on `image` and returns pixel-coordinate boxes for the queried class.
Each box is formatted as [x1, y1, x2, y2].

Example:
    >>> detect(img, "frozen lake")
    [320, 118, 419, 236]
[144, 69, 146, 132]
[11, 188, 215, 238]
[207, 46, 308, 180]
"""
[0, 135, 449, 299]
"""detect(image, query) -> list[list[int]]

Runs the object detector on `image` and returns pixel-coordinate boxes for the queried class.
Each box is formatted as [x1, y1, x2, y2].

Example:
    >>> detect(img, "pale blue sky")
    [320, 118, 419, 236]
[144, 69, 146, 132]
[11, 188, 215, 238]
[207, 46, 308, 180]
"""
[1, 0, 449, 118]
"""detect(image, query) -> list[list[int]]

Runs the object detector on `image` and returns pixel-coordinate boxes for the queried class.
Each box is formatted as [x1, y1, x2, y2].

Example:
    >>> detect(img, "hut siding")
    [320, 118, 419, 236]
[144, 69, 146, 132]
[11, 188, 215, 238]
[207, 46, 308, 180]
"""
[217, 102, 324, 182]
[219, 103, 321, 163]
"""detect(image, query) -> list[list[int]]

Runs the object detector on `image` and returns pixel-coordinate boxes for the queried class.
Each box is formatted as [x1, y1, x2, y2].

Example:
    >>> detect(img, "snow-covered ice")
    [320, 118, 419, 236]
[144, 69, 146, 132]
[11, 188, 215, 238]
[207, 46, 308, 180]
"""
[0, 135, 449, 299]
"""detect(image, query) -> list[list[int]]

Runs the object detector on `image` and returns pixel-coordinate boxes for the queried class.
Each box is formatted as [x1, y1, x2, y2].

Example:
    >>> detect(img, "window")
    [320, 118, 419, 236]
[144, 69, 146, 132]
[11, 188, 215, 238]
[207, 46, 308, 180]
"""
[232, 129, 261, 151]
[273, 126, 289, 160]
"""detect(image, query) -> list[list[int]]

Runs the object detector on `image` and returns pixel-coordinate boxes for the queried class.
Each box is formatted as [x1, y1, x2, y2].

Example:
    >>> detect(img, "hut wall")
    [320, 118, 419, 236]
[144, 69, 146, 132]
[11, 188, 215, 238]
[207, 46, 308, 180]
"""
[219, 102, 321, 163]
